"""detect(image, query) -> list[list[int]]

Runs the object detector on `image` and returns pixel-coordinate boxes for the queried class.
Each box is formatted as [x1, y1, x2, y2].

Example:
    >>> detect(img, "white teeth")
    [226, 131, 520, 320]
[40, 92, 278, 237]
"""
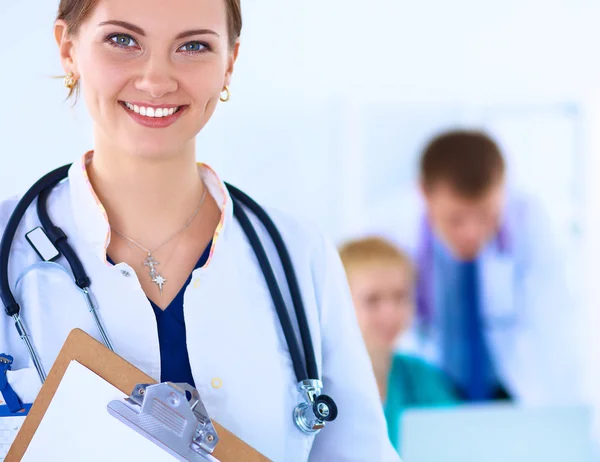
[123, 102, 180, 118]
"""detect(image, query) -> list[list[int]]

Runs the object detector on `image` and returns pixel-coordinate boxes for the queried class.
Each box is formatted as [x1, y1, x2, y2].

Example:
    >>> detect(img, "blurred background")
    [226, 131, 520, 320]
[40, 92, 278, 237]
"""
[1, 0, 600, 460]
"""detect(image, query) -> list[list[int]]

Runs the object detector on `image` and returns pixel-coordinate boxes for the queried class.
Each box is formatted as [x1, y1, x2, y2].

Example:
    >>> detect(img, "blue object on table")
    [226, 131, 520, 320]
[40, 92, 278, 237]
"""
[0, 354, 26, 414]
[0, 403, 31, 417]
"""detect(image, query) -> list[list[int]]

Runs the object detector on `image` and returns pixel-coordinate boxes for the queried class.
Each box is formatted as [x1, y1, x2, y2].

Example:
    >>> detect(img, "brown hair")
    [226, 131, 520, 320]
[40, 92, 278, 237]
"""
[56, 0, 242, 98]
[420, 130, 506, 198]
[338, 237, 414, 280]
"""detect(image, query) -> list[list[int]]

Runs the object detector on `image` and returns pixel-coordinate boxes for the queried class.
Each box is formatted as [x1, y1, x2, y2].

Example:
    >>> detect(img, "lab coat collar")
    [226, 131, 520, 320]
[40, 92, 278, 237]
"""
[68, 151, 233, 265]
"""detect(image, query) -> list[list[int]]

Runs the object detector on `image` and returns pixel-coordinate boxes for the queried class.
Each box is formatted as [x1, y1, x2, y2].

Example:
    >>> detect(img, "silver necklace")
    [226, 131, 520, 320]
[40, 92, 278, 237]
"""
[111, 187, 207, 295]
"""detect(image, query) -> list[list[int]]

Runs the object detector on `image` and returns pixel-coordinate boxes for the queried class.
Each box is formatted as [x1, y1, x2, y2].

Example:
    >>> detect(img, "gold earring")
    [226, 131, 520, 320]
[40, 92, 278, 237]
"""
[220, 85, 230, 102]
[64, 72, 77, 90]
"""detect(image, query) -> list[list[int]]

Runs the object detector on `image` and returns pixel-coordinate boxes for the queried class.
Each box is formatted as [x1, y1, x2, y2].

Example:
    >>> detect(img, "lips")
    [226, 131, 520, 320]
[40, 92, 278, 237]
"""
[119, 101, 187, 129]
[121, 101, 183, 118]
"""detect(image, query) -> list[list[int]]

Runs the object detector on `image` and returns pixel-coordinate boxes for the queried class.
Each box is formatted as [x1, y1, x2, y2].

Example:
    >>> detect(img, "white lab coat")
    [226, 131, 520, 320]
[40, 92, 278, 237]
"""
[0, 153, 399, 462]
[364, 188, 583, 406]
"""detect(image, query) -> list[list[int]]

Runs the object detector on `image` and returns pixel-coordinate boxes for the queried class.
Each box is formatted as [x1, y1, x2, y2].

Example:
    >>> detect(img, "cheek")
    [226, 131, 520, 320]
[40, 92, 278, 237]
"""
[399, 305, 414, 325]
[485, 218, 499, 236]
[78, 49, 129, 100]
[383, 312, 403, 331]
[430, 214, 452, 238]
[355, 309, 371, 329]
[368, 310, 394, 334]
[356, 308, 378, 334]
[441, 219, 460, 236]
[376, 304, 408, 331]
[181, 58, 227, 92]
[395, 312, 412, 334]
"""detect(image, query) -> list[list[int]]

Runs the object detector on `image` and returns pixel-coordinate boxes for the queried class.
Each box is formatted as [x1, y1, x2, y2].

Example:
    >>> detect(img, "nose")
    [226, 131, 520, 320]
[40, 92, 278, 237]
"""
[134, 55, 178, 99]
[375, 301, 401, 326]
[461, 219, 485, 242]
[456, 221, 489, 257]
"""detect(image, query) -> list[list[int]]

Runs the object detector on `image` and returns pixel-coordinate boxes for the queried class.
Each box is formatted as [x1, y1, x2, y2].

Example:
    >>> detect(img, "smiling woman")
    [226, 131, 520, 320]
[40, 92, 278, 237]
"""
[0, 0, 400, 460]
[54, 0, 238, 161]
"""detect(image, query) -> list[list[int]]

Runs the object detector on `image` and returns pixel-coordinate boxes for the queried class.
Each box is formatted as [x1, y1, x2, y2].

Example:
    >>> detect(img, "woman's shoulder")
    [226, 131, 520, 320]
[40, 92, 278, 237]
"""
[0, 195, 21, 223]
[0, 179, 72, 250]
[392, 353, 449, 378]
[0, 194, 41, 278]
[0, 195, 26, 245]
[263, 207, 335, 259]
[392, 353, 460, 398]
[392, 353, 439, 376]
[258, 206, 350, 321]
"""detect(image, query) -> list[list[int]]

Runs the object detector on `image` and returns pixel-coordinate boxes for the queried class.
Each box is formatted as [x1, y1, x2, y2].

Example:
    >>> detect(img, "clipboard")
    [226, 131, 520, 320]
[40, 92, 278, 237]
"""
[6, 329, 269, 461]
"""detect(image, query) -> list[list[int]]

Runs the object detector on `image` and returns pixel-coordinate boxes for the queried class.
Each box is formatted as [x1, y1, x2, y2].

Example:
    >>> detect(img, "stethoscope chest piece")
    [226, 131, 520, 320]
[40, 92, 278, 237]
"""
[293, 379, 338, 434]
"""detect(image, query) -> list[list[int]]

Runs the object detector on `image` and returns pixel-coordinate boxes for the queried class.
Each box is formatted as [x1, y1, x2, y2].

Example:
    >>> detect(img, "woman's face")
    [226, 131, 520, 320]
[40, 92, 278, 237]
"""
[55, 0, 238, 159]
[349, 263, 415, 355]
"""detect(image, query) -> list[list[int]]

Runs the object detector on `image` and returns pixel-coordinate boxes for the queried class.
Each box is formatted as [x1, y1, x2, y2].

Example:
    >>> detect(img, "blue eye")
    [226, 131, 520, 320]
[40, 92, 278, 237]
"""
[178, 41, 207, 53]
[109, 34, 138, 48]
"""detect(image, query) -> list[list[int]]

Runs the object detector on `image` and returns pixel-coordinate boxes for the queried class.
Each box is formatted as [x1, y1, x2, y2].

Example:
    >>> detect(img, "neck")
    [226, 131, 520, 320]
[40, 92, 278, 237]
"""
[368, 348, 393, 401]
[88, 139, 205, 249]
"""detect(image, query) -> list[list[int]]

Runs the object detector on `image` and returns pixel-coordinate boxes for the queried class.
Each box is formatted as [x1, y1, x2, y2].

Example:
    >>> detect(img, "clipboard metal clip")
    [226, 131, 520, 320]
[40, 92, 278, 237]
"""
[107, 382, 219, 461]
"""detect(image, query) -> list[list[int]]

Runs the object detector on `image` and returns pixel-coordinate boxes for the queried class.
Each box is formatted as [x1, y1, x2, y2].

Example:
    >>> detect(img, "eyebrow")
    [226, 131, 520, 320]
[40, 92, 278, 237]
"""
[175, 29, 220, 40]
[98, 20, 220, 40]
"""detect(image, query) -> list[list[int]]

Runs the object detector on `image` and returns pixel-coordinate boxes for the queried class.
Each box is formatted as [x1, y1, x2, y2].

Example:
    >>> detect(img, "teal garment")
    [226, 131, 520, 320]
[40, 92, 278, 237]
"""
[384, 354, 461, 452]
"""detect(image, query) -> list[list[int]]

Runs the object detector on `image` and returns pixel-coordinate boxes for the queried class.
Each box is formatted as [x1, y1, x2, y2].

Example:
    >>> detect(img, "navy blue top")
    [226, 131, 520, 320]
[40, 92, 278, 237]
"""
[108, 243, 211, 388]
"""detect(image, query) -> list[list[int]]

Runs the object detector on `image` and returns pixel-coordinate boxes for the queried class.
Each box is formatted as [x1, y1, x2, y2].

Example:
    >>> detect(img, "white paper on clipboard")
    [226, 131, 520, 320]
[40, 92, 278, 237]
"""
[20, 361, 213, 461]
[0, 415, 25, 461]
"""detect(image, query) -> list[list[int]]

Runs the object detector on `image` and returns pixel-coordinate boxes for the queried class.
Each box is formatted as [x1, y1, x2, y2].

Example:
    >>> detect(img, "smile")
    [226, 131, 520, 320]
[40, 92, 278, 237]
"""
[119, 101, 188, 128]
[121, 101, 183, 118]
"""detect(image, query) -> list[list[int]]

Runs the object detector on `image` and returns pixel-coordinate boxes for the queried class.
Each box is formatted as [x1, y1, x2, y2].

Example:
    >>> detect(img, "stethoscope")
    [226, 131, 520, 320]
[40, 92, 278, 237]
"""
[0, 164, 338, 434]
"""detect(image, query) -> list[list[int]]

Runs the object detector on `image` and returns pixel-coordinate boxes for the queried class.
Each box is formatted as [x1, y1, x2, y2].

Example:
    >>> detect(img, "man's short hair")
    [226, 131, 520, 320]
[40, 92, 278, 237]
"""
[420, 130, 506, 197]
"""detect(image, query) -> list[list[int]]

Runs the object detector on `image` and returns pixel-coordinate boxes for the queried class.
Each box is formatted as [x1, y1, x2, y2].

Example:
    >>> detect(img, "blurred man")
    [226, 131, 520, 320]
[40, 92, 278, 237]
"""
[369, 130, 581, 405]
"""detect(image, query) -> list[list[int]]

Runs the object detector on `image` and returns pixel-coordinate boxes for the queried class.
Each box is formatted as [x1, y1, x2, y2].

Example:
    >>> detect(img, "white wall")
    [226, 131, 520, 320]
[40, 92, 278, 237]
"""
[4, 0, 600, 210]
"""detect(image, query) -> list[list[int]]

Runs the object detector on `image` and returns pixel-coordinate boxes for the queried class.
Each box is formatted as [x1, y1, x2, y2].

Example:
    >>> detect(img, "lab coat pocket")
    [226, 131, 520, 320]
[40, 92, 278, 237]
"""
[5, 368, 42, 404]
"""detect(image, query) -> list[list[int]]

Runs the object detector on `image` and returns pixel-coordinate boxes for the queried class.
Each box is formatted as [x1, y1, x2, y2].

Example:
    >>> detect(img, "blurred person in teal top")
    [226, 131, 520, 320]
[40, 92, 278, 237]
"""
[339, 237, 460, 452]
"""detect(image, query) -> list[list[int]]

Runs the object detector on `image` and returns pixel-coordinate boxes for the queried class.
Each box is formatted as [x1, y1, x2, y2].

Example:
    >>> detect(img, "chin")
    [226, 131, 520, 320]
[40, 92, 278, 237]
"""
[456, 248, 481, 262]
[374, 340, 396, 353]
[122, 134, 191, 160]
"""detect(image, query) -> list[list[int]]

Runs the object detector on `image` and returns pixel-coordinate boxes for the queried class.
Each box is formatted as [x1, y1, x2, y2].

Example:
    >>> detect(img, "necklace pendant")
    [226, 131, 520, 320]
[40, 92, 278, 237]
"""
[143, 254, 160, 272]
[143, 254, 167, 295]
[153, 274, 167, 295]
